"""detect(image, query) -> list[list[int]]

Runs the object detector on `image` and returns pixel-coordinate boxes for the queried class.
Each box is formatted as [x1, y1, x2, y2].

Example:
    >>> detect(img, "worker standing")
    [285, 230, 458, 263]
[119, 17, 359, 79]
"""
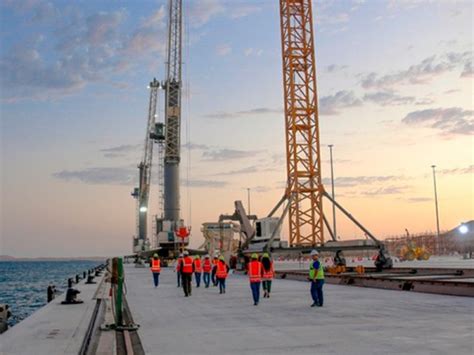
[248, 253, 262, 305]
[309, 250, 325, 307]
[211, 255, 219, 287]
[216, 256, 229, 294]
[261, 252, 274, 298]
[194, 255, 202, 288]
[150, 253, 161, 288]
[176, 253, 183, 288]
[180, 251, 194, 297]
[202, 255, 212, 288]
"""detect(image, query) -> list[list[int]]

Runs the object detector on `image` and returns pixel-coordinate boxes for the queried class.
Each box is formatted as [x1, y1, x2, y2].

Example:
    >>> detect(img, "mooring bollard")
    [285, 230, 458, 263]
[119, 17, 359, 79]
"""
[68, 278, 73, 288]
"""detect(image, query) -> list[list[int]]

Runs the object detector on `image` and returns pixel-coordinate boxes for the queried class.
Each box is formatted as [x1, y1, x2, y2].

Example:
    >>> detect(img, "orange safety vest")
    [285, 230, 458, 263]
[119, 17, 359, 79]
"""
[262, 261, 274, 280]
[150, 259, 161, 273]
[176, 257, 182, 271]
[216, 261, 228, 279]
[194, 258, 202, 273]
[182, 256, 193, 274]
[248, 261, 262, 283]
[203, 259, 212, 272]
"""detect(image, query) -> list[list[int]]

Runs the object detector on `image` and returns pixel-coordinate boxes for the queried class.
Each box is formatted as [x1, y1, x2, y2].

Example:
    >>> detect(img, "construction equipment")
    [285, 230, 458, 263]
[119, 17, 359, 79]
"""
[131, 78, 161, 253]
[399, 244, 430, 261]
[154, 0, 190, 255]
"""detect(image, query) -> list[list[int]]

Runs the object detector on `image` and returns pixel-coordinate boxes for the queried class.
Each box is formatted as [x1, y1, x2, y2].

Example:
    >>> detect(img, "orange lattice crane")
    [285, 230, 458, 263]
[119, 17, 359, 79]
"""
[279, 0, 324, 246]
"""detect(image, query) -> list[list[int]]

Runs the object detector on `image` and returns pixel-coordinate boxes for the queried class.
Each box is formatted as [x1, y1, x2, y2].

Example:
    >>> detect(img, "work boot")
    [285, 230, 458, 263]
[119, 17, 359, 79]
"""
[311, 302, 317, 307]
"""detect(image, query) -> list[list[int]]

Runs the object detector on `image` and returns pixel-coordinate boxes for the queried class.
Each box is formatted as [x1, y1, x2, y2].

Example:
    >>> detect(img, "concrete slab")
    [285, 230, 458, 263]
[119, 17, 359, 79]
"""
[125, 265, 474, 355]
[0, 275, 104, 355]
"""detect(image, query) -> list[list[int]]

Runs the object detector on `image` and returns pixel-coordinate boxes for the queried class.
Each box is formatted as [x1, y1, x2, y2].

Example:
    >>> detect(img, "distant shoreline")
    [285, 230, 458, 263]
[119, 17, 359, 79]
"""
[0, 255, 108, 261]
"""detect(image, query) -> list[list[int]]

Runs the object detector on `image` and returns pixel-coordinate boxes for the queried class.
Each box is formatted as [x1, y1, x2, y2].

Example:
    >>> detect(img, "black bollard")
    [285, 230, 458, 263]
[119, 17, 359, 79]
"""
[68, 278, 73, 288]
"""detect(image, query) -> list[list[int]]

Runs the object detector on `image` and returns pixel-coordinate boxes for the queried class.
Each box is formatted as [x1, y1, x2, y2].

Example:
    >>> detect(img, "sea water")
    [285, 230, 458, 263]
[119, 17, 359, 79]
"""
[0, 260, 102, 326]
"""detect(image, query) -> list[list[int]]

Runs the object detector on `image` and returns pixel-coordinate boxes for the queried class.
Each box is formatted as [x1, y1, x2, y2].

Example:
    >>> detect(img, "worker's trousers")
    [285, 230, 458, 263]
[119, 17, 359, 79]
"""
[182, 273, 192, 296]
[195, 272, 201, 287]
[203, 272, 211, 287]
[177, 271, 181, 287]
[211, 268, 217, 286]
[152, 272, 160, 287]
[217, 277, 226, 293]
[262, 280, 272, 293]
[311, 280, 324, 306]
[250, 281, 260, 304]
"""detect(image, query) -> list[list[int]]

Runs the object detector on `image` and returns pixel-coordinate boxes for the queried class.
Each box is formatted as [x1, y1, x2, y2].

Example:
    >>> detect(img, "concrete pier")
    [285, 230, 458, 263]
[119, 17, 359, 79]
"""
[125, 265, 473, 355]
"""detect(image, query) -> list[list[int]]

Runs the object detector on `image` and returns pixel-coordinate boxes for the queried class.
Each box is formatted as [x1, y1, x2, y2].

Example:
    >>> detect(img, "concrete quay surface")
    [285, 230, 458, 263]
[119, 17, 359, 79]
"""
[124, 265, 473, 355]
[0, 275, 104, 355]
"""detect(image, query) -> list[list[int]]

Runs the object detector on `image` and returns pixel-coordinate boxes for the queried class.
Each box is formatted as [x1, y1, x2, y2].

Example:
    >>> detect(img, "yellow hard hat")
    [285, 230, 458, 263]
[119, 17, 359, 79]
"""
[251, 253, 258, 259]
[262, 252, 270, 258]
[219, 255, 225, 261]
[153, 253, 159, 258]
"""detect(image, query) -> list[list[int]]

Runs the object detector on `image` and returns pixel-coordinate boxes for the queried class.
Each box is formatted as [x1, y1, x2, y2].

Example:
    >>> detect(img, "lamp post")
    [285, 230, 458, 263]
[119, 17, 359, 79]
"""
[431, 165, 441, 255]
[328, 145, 337, 239]
[247, 188, 251, 214]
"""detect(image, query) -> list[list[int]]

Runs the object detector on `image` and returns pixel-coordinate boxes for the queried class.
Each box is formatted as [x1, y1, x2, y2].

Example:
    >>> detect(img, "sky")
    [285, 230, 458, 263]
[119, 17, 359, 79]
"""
[0, 0, 472, 257]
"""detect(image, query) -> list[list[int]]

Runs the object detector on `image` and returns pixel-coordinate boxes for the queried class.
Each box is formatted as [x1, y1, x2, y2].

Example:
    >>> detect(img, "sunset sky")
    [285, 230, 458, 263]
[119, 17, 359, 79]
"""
[1, 0, 472, 257]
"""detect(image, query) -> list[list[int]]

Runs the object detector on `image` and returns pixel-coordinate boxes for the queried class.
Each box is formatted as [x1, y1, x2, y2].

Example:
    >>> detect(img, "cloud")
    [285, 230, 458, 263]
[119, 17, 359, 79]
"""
[216, 44, 232, 56]
[186, 179, 228, 188]
[188, 0, 224, 28]
[319, 91, 362, 115]
[244, 48, 263, 57]
[100, 144, 141, 158]
[230, 4, 261, 19]
[322, 175, 403, 188]
[360, 51, 472, 90]
[181, 142, 210, 150]
[326, 64, 348, 73]
[439, 165, 474, 175]
[53, 167, 135, 185]
[360, 186, 409, 196]
[202, 148, 260, 161]
[204, 107, 282, 119]
[363, 90, 416, 106]
[461, 61, 473, 78]
[406, 197, 431, 203]
[216, 166, 259, 176]
[402, 107, 473, 136]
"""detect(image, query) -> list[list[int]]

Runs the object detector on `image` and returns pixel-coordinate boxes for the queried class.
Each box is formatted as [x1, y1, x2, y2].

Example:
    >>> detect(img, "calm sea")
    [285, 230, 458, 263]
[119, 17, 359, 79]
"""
[0, 260, 103, 327]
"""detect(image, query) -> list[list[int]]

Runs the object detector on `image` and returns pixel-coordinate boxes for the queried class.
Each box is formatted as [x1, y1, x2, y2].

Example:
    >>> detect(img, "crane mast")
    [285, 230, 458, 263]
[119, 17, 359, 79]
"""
[132, 78, 160, 253]
[280, 0, 324, 246]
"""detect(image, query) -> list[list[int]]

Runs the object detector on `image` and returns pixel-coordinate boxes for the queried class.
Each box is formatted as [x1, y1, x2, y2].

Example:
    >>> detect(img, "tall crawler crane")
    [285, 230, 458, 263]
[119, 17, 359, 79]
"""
[155, 0, 190, 254]
[132, 78, 161, 253]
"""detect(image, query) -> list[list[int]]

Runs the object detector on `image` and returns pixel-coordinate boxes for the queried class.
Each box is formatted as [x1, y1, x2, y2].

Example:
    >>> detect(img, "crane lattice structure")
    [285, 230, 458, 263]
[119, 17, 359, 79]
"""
[280, 0, 324, 246]
[131, 78, 160, 253]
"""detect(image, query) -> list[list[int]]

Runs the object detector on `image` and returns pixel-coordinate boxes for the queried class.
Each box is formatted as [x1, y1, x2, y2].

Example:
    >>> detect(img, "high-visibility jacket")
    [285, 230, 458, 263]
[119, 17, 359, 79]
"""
[194, 258, 202, 273]
[176, 257, 182, 271]
[248, 261, 262, 283]
[309, 261, 324, 280]
[216, 261, 228, 278]
[262, 261, 274, 280]
[182, 256, 193, 274]
[150, 258, 161, 273]
[203, 259, 212, 272]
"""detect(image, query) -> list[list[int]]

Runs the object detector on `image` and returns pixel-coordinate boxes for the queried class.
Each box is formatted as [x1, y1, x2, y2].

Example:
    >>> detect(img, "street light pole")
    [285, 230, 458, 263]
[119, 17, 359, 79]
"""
[431, 165, 441, 255]
[328, 145, 337, 239]
[247, 188, 251, 214]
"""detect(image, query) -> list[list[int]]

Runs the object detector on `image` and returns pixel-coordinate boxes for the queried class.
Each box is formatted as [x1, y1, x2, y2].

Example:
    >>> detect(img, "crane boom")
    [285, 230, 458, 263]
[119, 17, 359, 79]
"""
[132, 78, 160, 253]
[163, 0, 182, 221]
[280, 0, 324, 246]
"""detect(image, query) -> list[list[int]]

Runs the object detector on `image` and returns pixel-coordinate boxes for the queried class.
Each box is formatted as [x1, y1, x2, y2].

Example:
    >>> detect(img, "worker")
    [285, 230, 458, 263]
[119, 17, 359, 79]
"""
[150, 253, 161, 287]
[309, 250, 325, 307]
[211, 255, 219, 287]
[261, 252, 274, 298]
[248, 253, 262, 305]
[194, 255, 202, 287]
[180, 250, 194, 297]
[216, 255, 229, 294]
[176, 253, 183, 287]
[202, 255, 212, 288]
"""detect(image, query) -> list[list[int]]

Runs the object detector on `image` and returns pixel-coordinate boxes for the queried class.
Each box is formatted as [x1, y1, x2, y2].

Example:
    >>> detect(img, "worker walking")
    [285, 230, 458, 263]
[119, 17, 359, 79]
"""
[261, 252, 274, 298]
[216, 256, 229, 294]
[176, 253, 183, 287]
[194, 255, 202, 287]
[248, 253, 262, 305]
[309, 250, 325, 307]
[180, 251, 194, 297]
[150, 253, 161, 287]
[202, 255, 212, 288]
[211, 255, 219, 287]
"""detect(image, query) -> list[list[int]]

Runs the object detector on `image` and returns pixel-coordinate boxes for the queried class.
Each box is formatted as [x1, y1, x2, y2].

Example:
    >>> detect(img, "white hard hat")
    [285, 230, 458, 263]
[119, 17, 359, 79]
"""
[310, 250, 319, 256]
[183, 250, 189, 256]
[179, 253, 184, 257]
[205, 254, 210, 258]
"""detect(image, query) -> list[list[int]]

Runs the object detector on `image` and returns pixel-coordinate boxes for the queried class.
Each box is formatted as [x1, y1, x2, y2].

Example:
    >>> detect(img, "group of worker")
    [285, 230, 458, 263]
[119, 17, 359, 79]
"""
[149, 249, 324, 307]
